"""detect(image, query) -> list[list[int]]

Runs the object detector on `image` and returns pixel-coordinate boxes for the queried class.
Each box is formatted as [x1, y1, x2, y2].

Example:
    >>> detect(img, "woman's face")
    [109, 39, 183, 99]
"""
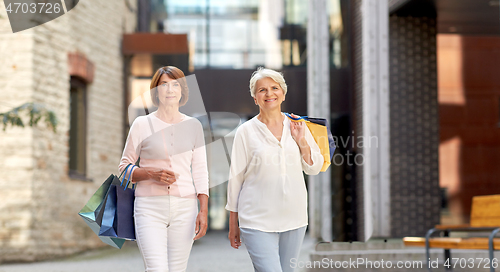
[157, 73, 182, 108]
[254, 77, 285, 111]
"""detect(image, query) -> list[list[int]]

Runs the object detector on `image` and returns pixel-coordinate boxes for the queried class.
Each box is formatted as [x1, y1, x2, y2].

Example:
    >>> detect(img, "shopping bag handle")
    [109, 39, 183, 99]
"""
[118, 164, 132, 180]
[120, 165, 136, 190]
[284, 112, 308, 121]
[126, 165, 136, 190]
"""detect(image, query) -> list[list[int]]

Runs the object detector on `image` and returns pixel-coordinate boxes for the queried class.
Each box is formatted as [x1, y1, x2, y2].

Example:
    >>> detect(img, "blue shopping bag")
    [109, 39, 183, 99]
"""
[99, 165, 136, 240]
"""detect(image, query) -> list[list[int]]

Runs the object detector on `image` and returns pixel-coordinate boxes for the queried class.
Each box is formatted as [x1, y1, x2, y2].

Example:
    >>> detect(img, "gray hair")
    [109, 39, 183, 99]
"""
[249, 67, 288, 97]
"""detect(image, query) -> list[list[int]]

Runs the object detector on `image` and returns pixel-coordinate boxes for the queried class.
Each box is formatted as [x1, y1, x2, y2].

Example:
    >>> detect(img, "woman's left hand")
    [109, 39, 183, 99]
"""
[290, 113, 306, 144]
[194, 211, 208, 240]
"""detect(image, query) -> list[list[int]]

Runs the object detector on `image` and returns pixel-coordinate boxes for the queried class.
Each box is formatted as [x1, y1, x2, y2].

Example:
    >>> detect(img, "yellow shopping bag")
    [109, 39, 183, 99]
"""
[285, 113, 334, 172]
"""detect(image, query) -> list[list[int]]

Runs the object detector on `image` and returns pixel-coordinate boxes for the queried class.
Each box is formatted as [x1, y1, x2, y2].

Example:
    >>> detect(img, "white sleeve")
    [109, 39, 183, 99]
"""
[192, 120, 209, 196]
[225, 128, 248, 212]
[118, 118, 141, 179]
[301, 126, 324, 175]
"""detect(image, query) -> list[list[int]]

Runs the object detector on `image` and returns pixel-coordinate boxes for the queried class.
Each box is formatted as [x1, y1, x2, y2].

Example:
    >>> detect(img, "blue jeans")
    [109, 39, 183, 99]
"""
[240, 226, 307, 272]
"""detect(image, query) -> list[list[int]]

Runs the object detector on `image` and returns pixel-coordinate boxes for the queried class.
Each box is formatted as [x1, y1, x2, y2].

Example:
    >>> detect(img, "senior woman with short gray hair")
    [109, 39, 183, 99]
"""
[226, 67, 324, 272]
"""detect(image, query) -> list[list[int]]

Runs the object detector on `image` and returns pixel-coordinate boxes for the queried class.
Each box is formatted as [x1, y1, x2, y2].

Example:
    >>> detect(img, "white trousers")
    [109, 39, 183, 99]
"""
[134, 195, 198, 272]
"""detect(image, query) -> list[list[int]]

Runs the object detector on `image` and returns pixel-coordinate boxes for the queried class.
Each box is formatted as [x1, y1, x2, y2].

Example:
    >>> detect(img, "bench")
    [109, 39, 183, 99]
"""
[403, 194, 500, 272]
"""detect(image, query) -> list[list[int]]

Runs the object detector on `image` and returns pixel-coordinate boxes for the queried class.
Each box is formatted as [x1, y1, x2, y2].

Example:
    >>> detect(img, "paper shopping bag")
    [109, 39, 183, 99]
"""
[285, 113, 336, 172]
[99, 165, 136, 240]
[78, 174, 125, 249]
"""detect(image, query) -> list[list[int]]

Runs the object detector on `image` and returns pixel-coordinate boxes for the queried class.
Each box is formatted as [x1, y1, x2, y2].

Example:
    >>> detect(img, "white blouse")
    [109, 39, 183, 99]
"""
[225, 114, 324, 232]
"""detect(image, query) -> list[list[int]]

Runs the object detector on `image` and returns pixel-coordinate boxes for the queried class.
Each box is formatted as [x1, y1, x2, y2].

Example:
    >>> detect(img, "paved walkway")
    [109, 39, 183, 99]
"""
[0, 230, 315, 272]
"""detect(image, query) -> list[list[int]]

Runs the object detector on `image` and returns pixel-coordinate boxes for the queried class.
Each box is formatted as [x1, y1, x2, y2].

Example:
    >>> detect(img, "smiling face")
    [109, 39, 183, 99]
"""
[254, 77, 285, 111]
[157, 73, 182, 108]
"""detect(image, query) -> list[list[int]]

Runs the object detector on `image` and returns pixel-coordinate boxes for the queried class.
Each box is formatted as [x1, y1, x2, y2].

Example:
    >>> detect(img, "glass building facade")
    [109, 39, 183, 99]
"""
[143, 0, 349, 70]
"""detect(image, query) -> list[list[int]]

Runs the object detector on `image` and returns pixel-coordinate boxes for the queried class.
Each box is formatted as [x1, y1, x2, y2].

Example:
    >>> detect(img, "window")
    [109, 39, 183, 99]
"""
[69, 77, 88, 179]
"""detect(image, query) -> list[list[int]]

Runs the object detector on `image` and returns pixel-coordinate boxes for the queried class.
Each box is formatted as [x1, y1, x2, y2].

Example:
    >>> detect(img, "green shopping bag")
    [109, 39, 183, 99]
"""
[78, 165, 133, 248]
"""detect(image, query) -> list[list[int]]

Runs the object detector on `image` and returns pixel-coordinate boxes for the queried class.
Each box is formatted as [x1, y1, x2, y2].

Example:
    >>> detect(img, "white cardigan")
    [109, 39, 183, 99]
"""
[225, 114, 324, 232]
[119, 112, 209, 198]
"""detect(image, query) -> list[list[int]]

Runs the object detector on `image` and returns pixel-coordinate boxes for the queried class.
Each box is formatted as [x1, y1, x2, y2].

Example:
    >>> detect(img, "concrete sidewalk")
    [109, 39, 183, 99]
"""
[0, 230, 315, 272]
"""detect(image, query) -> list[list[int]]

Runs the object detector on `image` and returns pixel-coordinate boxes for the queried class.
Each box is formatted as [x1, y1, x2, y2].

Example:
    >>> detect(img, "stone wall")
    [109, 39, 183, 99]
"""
[0, 0, 136, 262]
[389, 15, 440, 237]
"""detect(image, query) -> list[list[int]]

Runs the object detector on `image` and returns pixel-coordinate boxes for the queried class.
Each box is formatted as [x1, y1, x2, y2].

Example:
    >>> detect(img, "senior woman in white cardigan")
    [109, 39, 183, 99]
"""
[226, 67, 324, 272]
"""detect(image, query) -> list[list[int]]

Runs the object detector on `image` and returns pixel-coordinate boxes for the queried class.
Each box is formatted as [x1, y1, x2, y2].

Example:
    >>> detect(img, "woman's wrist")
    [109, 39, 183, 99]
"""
[297, 137, 309, 151]
[198, 205, 208, 214]
[229, 221, 239, 230]
[229, 212, 239, 227]
[198, 209, 208, 216]
[131, 167, 143, 182]
[197, 194, 208, 214]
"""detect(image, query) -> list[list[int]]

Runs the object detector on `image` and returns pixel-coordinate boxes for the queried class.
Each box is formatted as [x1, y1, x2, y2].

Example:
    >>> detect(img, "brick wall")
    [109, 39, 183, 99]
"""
[0, 0, 136, 262]
[0, 1, 37, 261]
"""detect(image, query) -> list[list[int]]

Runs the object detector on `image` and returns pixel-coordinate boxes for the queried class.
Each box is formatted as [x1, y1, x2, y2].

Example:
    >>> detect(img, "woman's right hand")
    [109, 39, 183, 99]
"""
[142, 167, 178, 185]
[228, 225, 241, 249]
[228, 212, 241, 249]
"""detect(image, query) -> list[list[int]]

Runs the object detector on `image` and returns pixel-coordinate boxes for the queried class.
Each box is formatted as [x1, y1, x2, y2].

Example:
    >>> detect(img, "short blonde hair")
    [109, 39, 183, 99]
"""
[150, 66, 189, 107]
[249, 67, 287, 97]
